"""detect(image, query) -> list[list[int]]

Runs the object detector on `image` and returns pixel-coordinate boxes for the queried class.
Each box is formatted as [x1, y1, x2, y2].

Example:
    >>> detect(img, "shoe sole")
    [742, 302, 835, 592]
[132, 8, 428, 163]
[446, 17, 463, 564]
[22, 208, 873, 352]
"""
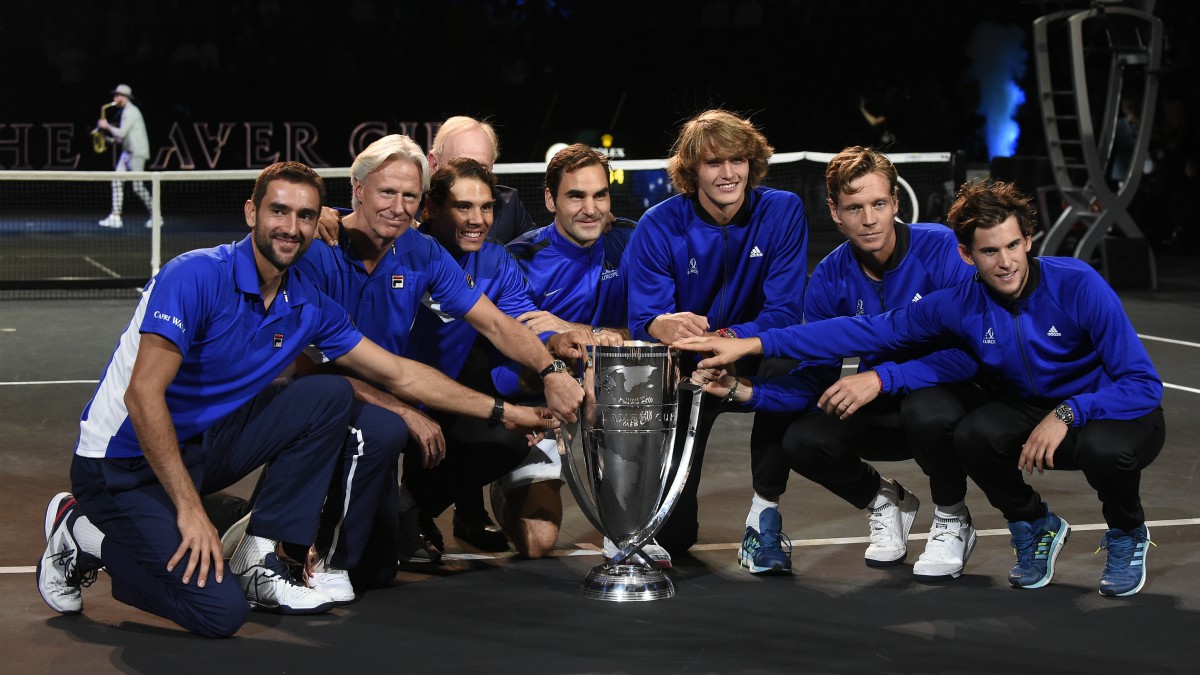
[248, 599, 337, 615]
[1011, 520, 1071, 589]
[737, 549, 792, 576]
[38, 492, 83, 615]
[307, 588, 356, 604]
[913, 528, 978, 581]
[864, 554, 907, 568]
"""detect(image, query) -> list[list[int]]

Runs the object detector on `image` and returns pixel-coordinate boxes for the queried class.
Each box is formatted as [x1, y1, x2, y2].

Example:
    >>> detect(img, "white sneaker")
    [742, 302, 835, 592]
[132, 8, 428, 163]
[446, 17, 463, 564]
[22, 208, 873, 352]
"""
[913, 511, 977, 580]
[865, 480, 920, 567]
[233, 552, 336, 614]
[99, 214, 123, 228]
[305, 557, 356, 603]
[37, 492, 95, 614]
[602, 536, 672, 569]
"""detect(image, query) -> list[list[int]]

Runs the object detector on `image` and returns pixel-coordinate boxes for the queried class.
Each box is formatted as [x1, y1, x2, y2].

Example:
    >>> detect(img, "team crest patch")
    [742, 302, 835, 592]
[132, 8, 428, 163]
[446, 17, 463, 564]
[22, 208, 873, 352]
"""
[391, 274, 404, 289]
[273, 333, 284, 348]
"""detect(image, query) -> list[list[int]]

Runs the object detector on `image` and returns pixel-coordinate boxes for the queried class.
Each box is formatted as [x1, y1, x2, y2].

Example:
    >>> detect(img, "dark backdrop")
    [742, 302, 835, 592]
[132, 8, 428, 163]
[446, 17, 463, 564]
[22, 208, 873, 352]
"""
[2, 1, 1198, 168]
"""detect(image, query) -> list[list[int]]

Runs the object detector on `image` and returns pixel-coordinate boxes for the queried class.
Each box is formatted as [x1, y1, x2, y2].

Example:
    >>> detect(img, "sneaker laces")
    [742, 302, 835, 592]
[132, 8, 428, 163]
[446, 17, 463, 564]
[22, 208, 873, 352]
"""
[1096, 530, 1155, 576]
[868, 502, 896, 547]
[924, 516, 965, 556]
[262, 552, 304, 586]
[1010, 523, 1037, 567]
[1011, 521, 1059, 567]
[50, 528, 100, 590]
[77, 567, 99, 588]
[755, 524, 793, 558]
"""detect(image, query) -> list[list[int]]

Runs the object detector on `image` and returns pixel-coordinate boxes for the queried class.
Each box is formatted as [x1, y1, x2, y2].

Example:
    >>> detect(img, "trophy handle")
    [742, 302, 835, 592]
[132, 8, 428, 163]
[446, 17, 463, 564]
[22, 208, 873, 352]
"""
[556, 425, 608, 537]
[610, 380, 704, 564]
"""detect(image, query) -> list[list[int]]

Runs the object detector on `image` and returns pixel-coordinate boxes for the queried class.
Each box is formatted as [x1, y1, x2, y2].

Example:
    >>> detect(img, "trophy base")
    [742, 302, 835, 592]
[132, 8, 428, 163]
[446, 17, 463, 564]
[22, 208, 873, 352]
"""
[581, 564, 675, 602]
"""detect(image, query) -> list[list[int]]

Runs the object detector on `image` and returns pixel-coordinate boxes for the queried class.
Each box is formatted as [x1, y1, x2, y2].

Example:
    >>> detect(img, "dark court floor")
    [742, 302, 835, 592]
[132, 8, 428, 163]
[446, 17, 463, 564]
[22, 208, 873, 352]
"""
[2, 258, 1199, 674]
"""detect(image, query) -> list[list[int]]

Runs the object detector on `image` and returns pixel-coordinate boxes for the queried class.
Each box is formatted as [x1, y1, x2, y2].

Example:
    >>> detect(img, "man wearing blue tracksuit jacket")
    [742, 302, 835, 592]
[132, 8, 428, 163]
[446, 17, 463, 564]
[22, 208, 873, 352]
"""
[696, 147, 987, 579]
[622, 110, 809, 564]
[503, 143, 651, 563]
[678, 180, 1165, 597]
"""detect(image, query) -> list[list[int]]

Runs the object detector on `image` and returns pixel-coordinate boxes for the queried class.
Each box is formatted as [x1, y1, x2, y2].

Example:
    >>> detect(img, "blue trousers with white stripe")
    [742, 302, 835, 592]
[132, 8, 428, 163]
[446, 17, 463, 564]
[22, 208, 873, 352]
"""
[316, 401, 409, 571]
[70, 375, 353, 638]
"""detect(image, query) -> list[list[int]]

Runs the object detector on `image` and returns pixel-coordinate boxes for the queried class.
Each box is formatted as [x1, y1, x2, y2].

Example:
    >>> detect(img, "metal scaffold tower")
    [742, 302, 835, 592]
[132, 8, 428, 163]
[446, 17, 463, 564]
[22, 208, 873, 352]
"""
[1033, 1, 1162, 288]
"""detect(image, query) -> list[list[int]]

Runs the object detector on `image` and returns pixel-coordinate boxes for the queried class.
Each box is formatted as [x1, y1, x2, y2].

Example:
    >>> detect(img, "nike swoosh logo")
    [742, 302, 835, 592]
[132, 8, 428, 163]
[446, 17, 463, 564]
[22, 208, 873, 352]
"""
[544, 289, 562, 297]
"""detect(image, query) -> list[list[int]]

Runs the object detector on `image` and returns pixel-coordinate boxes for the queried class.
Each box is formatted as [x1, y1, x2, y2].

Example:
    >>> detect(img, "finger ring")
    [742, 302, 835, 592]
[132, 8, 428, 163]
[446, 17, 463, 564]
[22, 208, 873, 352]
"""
[840, 401, 849, 407]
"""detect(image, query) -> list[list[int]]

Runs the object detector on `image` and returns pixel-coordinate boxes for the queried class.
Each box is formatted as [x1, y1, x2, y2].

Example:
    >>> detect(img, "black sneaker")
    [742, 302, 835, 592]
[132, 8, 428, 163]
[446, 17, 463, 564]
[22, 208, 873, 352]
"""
[398, 504, 442, 564]
[419, 512, 445, 552]
[453, 509, 510, 552]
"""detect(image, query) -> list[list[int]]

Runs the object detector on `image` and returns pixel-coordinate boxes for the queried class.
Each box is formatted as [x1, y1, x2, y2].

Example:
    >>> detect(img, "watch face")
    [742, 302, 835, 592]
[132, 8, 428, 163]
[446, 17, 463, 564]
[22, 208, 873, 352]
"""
[1055, 404, 1072, 424]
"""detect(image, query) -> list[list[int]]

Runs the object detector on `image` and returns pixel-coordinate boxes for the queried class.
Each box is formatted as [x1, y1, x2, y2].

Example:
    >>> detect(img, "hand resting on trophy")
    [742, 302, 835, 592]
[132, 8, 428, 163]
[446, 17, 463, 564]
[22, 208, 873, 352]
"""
[672, 335, 764, 369]
[546, 327, 623, 360]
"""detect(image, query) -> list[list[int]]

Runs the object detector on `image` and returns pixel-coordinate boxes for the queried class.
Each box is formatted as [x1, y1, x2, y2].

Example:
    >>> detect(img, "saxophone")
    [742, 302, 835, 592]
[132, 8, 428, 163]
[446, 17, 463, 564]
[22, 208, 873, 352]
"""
[91, 102, 116, 154]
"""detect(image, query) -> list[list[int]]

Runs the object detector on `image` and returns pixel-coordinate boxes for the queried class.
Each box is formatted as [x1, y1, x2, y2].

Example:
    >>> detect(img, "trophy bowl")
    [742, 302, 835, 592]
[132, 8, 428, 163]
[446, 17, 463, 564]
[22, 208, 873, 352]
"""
[557, 342, 702, 602]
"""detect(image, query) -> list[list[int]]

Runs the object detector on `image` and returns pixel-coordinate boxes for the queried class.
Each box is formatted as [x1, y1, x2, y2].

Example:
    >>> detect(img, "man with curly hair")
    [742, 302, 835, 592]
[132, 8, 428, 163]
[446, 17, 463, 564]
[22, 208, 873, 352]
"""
[622, 110, 810, 572]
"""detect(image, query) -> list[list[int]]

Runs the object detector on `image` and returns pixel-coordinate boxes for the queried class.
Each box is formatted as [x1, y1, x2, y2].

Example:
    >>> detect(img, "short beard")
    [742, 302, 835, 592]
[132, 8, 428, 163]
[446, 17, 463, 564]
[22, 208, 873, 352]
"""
[254, 226, 307, 272]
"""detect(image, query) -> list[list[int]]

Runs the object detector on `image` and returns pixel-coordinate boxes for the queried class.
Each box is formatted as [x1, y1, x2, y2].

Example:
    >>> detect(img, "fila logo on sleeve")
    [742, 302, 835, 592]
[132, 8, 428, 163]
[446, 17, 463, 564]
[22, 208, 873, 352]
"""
[273, 333, 284, 348]
[1047, 326, 1062, 336]
[391, 275, 404, 289]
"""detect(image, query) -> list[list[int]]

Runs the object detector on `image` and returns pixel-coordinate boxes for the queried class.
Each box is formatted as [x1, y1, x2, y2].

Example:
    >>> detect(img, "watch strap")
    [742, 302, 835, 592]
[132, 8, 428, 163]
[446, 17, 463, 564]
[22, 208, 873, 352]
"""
[539, 359, 567, 379]
[488, 397, 505, 426]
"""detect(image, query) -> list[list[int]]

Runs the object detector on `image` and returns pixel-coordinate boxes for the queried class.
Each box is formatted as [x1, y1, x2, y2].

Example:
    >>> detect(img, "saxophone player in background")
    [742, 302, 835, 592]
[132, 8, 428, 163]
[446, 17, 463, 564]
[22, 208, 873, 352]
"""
[97, 84, 153, 229]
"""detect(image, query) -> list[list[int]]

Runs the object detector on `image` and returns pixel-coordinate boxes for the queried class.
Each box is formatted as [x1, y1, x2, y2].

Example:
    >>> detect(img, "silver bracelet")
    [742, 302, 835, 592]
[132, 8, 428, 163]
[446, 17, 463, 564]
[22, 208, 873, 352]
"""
[721, 378, 740, 404]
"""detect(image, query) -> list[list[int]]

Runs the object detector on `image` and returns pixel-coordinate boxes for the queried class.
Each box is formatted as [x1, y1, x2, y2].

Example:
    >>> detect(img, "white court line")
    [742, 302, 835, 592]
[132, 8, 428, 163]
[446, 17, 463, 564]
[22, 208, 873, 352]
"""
[6, 518, 1199, 573]
[83, 256, 121, 278]
[1165, 383, 1200, 395]
[0, 380, 98, 386]
[1139, 334, 1200, 349]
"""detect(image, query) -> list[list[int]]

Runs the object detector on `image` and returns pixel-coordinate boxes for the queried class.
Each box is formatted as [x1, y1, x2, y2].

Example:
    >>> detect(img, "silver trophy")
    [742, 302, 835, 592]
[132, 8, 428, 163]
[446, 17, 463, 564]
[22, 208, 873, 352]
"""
[557, 342, 702, 602]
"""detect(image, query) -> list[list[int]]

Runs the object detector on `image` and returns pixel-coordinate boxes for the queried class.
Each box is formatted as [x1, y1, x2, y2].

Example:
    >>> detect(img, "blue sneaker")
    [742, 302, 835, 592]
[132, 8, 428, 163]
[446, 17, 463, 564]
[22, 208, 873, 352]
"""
[738, 508, 792, 575]
[1098, 524, 1152, 597]
[1008, 503, 1070, 589]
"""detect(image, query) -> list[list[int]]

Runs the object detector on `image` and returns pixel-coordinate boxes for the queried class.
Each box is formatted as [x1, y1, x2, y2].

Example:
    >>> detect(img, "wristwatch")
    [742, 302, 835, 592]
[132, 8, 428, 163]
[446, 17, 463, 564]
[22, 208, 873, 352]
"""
[1053, 402, 1074, 427]
[488, 397, 505, 427]
[539, 359, 569, 379]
